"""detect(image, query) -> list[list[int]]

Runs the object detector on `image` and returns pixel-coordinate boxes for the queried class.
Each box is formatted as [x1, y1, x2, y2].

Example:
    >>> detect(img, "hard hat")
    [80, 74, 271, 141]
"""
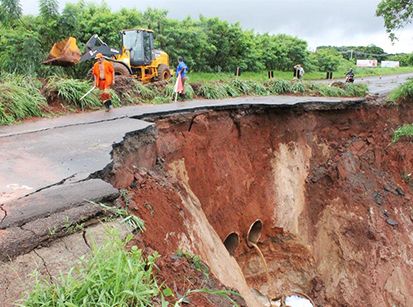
[95, 53, 104, 59]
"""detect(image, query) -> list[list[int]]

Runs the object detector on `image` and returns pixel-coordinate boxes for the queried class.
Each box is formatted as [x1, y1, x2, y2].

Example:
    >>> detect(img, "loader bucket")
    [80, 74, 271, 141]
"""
[43, 37, 81, 66]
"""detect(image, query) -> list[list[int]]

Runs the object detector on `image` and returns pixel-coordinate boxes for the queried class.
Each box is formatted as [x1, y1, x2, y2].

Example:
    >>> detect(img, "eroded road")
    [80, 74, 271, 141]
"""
[0, 73, 412, 306]
[0, 73, 410, 204]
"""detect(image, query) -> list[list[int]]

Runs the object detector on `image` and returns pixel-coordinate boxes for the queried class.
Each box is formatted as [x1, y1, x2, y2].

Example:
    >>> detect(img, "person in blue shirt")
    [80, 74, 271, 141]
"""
[176, 57, 188, 97]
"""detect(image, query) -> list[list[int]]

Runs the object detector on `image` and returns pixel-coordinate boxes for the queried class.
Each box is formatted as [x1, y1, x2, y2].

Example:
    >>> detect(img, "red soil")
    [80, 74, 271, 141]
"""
[108, 102, 413, 306]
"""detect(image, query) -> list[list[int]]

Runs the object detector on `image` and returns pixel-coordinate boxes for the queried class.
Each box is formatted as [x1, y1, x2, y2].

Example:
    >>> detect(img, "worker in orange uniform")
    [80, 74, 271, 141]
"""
[92, 53, 115, 111]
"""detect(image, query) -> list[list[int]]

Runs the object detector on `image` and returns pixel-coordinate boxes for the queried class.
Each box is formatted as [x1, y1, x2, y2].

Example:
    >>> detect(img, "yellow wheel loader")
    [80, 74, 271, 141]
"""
[44, 29, 172, 83]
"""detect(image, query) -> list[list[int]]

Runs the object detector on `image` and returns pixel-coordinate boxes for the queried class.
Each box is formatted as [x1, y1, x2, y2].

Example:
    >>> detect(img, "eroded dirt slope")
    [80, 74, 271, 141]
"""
[104, 102, 413, 306]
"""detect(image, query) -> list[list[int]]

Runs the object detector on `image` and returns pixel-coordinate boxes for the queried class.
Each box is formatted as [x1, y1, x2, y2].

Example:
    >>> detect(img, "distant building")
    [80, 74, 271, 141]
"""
[356, 59, 378, 68]
[381, 61, 400, 68]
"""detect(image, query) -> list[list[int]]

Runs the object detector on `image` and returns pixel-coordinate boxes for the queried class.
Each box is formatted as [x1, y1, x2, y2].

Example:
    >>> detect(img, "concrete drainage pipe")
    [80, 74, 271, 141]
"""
[223, 232, 240, 256]
[247, 219, 263, 247]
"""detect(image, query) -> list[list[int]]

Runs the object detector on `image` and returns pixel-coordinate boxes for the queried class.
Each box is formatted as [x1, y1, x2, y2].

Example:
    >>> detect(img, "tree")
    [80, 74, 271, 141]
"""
[0, 27, 44, 74]
[0, 0, 22, 26]
[377, 0, 413, 41]
[312, 48, 345, 72]
[39, 0, 59, 20]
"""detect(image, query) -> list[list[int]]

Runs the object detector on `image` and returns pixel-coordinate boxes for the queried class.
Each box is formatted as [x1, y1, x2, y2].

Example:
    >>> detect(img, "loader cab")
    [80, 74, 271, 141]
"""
[121, 29, 154, 66]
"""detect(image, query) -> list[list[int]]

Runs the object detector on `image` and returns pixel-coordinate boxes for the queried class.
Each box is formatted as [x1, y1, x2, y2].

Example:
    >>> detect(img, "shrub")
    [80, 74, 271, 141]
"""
[231, 79, 253, 95]
[0, 75, 46, 125]
[246, 80, 269, 96]
[45, 77, 102, 109]
[196, 82, 229, 99]
[22, 231, 159, 306]
[133, 82, 159, 101]
[291, 81, 305, 94]
[265, 79, 292, 94]
[344, 83, 368, 97]
[223, 83, 241, 97]
[388, 80, 413, 102]
[392, 124, 413, 143]
[163, 82, 195, 100]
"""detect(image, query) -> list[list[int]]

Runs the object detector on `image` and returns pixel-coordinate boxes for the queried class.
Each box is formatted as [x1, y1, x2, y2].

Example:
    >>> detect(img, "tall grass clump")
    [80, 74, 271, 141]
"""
[388, 80, 413, 102]
[22, 231, 159, 306]
[314, 84, 346, 97]
[392, 124, 413, 143]
[223, 83, 241, 97]
[246, 80, 269, 95]
[196, 82, 229, 99]
[231, 79, 253, 95]
[291, 81, 305, 94]
[133, 81, 159, 101]
[344, 83, 368, 97]
[0, 75, 46, 125]
[265, 79, 292, 94]
[45, 77, 102, 110]
[163, 81, 195, 101]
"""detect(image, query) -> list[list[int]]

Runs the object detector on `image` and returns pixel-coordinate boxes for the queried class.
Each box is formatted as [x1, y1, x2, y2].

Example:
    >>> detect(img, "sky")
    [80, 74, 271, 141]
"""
[21, 0, 413, 54]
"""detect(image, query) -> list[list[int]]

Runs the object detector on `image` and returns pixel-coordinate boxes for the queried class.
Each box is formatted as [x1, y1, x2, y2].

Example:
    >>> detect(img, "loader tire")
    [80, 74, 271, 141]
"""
[158, 64, 171, 81]
[113, 62, 130, 76]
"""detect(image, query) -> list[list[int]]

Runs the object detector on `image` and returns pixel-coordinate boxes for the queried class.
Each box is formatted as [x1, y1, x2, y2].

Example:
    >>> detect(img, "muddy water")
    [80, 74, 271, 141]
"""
[250, 242, 271, 282]
[105, 103, 413, 306]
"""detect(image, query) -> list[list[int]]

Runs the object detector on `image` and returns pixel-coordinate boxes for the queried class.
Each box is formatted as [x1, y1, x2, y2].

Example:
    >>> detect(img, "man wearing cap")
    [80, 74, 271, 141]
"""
[92, 53, 115, 111]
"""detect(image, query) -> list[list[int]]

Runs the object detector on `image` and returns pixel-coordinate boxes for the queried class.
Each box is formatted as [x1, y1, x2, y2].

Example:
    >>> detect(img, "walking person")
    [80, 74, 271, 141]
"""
[176, 56, 188, 98]
[92, 53, 115, 111]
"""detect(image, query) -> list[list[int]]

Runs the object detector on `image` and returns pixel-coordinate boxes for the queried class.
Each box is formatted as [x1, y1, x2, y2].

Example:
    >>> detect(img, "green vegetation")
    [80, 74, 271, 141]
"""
[45, 77, 120, 110]
[389, 79, 413, 102]
[0, 74, 369, 125]
[23, 216, 239, 306]
[189, 67, 413, 82]
[97, 202, 145, 232]
[176, 250, 210, 277]
[0, 74, 46, 124]
[0, 0, 407, 125]
[392, 124, 413, 143]
[1, 0, 413, 78]
[22, 231, 160, 307]
[377, 0, 413, 41]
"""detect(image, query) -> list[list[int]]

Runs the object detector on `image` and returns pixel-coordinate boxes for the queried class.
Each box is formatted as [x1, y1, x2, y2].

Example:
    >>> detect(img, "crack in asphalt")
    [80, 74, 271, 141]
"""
[82, 230, 91, 249]
[13, 173, 79, 202]
[33, 250, 54, 283]
[19, 225, 37, 236]
[0, 205, 7, 224]
[0, 115, 129, 139]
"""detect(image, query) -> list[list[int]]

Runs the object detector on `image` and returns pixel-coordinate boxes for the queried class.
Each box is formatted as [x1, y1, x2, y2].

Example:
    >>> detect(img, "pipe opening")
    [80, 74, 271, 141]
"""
[247, 219, 263, 247]
[223, 232, 240, 256]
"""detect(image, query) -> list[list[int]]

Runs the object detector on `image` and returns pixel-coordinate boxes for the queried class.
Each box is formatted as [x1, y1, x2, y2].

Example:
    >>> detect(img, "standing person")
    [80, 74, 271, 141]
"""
[176, 56, 188, 98]
[92, 53, 115, 111]
[298, 64, 305, 80]
[293, 64, 304, 80]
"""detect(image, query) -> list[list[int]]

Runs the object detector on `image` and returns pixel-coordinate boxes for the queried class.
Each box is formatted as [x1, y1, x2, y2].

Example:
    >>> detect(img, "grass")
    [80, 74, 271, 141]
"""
[0, 74, 46, 125]
[0, 71, 370, 125]
[189, 66, 413, 82]
[45, 77, 121, 110]
[388, 79, 413, 102]
[176, 250, 210, 278]
[392, 124, 413, 143]
[21, 230, 160, 307]
[97, 202, 145, 232]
